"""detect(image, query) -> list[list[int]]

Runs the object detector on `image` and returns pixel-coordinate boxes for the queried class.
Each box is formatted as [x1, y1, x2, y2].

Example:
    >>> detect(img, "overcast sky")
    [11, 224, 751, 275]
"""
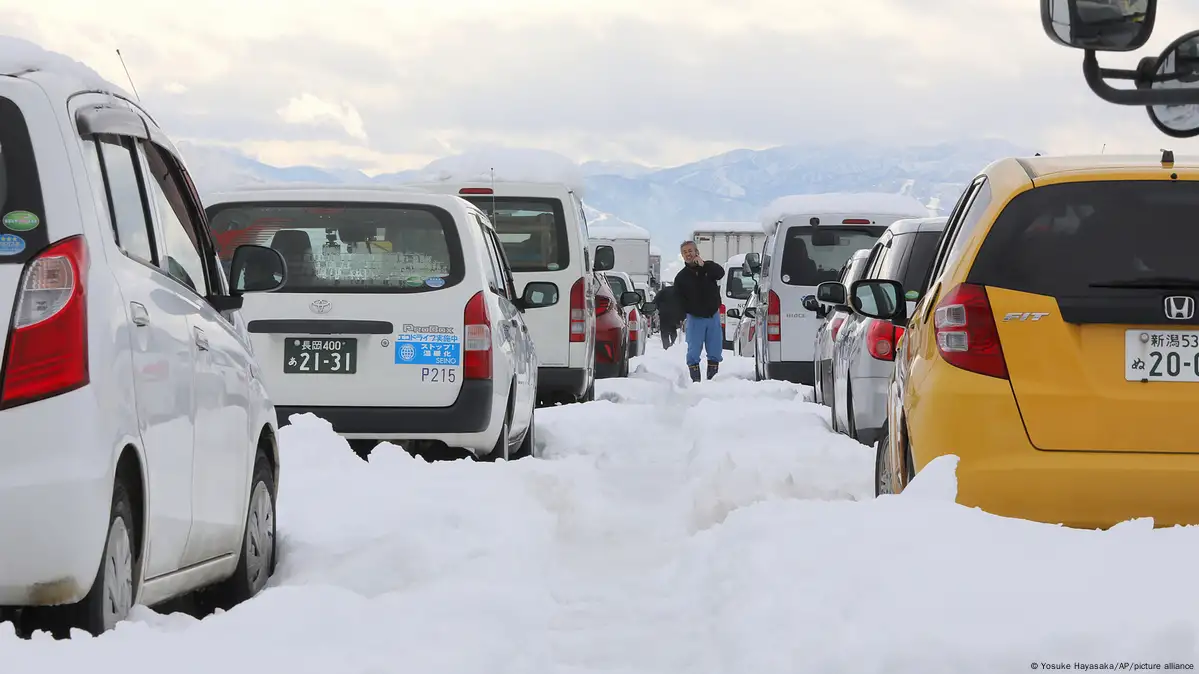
[3, 0, 1197, 173]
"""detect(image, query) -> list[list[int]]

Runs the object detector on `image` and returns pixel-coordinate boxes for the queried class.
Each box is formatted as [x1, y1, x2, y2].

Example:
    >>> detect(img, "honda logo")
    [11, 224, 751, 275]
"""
[1164, 296, 1195, 321]
[310, 299, 332, 315]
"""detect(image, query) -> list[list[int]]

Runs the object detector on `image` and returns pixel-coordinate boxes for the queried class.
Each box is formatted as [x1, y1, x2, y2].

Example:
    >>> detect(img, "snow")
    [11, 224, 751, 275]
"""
[0, 36, 131, 98]
[650, 245, 662, 256]
[7, 344, 1199, 671]
[691, 221, 762, 234]
[583, 203, 652, 240]
[414, 148, 587, 197]
[760, 192, 932, 235]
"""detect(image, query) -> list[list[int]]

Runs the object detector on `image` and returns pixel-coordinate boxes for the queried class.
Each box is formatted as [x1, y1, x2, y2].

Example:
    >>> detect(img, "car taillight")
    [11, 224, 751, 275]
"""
[596, 295, 612, 315]
[933, 283, 1007, 379]
[830, 315, 846, 341]
[866, 319, 902, 361]
[767, 290, 781, 342]
[0, 235, 90, 408]
[459, 187, 493, 195]
[463, 290, 492, 380]
[719, 303, 726, 331]
[569, 277, 587, 342]
[629, 308, 639, 339]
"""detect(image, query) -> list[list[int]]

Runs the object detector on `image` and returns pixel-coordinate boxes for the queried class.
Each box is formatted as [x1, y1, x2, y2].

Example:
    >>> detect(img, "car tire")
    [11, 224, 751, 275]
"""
[579, 379, 595, 403]
[875, 425, 893, 497]
[481, 411, 512, 461]
[201, 451, 277, 612]
[846, 379, 858, 440]
[511, 413, 538, 460]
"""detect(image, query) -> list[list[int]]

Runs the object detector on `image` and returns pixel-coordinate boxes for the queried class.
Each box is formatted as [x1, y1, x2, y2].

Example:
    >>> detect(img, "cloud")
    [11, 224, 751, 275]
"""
[1, 0, 1197, 172]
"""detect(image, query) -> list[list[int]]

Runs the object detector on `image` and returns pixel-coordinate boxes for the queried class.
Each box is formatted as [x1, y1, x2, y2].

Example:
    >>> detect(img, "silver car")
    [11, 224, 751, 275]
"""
[824, 216, 948, 447]
[805, 248, 871, 406]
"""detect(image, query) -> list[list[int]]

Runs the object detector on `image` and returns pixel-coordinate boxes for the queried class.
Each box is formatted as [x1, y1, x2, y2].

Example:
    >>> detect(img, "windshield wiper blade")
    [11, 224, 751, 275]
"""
[1089, 276, 1199, 289]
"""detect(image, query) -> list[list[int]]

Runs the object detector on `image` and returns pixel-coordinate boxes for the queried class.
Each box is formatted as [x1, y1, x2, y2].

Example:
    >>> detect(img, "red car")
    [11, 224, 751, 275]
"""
[593, 274, 639, 378]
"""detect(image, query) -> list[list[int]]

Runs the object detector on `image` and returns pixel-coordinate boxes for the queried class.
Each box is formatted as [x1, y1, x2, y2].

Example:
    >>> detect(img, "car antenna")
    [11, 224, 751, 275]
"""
[1101, 143, 1106, 154]
[115, 49, 142, 102]
[490, 167, 497, 220]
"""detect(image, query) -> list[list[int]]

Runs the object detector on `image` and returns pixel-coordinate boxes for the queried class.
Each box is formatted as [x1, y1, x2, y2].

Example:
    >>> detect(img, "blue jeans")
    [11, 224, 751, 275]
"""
[684, 313, 724, 366]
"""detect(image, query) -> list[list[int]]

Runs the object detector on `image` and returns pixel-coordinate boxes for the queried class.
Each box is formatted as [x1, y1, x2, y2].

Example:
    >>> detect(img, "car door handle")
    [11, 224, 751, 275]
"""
[194, 327, 209, 351]
[129, 302, 150, 327]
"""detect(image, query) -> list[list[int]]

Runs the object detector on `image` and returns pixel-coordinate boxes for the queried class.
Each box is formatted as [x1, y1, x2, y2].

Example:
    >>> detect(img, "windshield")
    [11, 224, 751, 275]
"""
[726, 267, 754, 300]
[463, 196, 569, 273]
[780, 226, 887, 286]
[206, 202, 464, 293]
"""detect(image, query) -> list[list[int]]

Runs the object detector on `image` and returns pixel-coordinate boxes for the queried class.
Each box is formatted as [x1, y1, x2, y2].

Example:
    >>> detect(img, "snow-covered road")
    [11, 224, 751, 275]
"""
[7, 344, 1199, 672]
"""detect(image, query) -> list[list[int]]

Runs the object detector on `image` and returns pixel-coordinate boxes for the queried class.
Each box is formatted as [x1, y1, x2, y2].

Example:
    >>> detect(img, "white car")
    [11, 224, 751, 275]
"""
[721, 253, 755, 349]
[730, 290, 759, 359]
[0, 51, 284, 635]
[406, 180, 608, 405]
[205, 187, 554, 461]
[603, 271, 647, 357]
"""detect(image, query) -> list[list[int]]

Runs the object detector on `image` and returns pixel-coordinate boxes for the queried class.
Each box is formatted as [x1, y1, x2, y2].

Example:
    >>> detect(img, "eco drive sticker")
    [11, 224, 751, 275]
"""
[2, 211, 38, 232]
[0, 233, 25, 256]
[394, 324, 461, 367]
[424, 277, 446, 288]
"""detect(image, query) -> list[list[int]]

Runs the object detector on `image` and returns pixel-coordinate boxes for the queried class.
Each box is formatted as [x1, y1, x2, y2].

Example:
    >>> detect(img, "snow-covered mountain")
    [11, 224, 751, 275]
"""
[179, 138, 1036, 249]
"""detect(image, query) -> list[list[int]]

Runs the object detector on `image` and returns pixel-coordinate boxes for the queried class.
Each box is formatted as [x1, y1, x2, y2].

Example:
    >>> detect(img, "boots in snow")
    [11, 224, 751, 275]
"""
[706, 360, 719, 380]
[688, 363, 701, 383]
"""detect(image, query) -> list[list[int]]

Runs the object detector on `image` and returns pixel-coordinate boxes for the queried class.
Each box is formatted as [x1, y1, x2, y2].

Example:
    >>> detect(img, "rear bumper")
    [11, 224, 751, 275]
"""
[595, 337, 622, 365]
[537, 366, 589, 397]
[766, 360, 814, 386]
[595, 360, 622, 379]
[277, 380, 494, 435]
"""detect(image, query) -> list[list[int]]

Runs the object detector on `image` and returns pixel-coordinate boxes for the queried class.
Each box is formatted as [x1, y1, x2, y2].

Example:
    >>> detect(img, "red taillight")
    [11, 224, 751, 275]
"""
[719, 303, 726, 331]
[459, 187, 493, 195]
[0, 235, 90, 408]
[866, 319, 901, 361]
[842, 218, 872, 224]
[596, 295, 612, 315]
[569, 277, 587, 342]
[830, 315, 846, 341]
[629, 308, 639, 338]
[933, 283, 1008, 379]
[767, 290, 781, 342]
[463, 291, 492, 380]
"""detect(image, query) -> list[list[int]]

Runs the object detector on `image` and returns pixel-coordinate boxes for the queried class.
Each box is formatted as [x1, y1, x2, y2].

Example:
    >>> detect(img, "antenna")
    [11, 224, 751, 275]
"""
[490, 167, 497, 220]
[115, 49, 141, 102]
[1101, 143, 1106, 154]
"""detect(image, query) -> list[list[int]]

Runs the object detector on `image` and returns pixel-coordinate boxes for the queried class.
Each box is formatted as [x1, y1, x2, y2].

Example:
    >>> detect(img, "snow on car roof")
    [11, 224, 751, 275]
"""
[759, 192, 931, 235]
[0, 35, 131, 98]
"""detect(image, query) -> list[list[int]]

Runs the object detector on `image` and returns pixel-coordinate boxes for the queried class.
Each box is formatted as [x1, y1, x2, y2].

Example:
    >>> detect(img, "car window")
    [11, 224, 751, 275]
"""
[780, 225, 887, 286]
[899, 231, 943, 297]
[487, 227, 519, 300]
[139, 141, 209, 296]
[927, 177, 984, 287]
[462, 196, 570, 272]
[877, 233, 915, 282]
[968, 180, 1199, 298]
[0, 96, 49, 265]
[207, 202, 466, 293]
[726, 266, 754, 300]
[942, 179, 992, 274]
[606, 274, 629, 297]
[93, 136, 156, 264]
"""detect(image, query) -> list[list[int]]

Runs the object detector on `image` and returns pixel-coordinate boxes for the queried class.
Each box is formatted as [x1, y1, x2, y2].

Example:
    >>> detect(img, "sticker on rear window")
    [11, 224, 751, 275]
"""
[405, 276, 424, 288]
[2, 211, 38, 232]
[0, 233, 25, 256]
[424, 277, 445, 288]
[905, 290, 920, 300]
[394, 332, 461, 366]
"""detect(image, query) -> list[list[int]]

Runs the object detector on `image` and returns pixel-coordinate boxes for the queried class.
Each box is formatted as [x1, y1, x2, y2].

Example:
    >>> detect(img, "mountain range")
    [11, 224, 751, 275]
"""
[177, 138, 1038, 249]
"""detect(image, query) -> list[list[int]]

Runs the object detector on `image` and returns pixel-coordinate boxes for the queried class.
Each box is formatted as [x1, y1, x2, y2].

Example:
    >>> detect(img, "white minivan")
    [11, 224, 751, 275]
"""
[205, 187, 556, 460]
[0, 48, 284, 636]
[744, 193, 930, 386]
[721, 253, 756, 349]
[405, 181, 610, 405]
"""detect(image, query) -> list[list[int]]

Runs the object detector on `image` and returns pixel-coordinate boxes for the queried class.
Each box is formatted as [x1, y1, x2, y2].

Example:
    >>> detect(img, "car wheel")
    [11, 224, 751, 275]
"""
[481, 411, 512, 461]
[200, 451, 277, 612]
[511, 413, 538, 460]
[579, 379, 595, 403]
[875, 426, 894, 497]
[846, 379, 858, 440]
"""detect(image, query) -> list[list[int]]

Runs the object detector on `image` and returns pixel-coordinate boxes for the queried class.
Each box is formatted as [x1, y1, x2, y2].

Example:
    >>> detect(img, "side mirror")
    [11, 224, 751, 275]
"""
[1041, 0, 1156, 52]
[727, 308, 741, 320]
[518, 281, 559, 310]
[815, 281, 847, 305]
[801, 294, 820, 312]
[619, 290, 642, 307]
[1147, 30, 1199, 138]
[231, 244, 287, 293]
[743, 306, 757, 319]
[594, 245, 615, 272]
[849, 279, 907, 325]
[641, 301, 658, 315]
[742, 252, 761, 275]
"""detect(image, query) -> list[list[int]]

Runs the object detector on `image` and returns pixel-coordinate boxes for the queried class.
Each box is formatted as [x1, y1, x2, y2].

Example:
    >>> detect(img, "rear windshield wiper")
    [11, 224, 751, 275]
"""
[1089, 276, 1199, 289]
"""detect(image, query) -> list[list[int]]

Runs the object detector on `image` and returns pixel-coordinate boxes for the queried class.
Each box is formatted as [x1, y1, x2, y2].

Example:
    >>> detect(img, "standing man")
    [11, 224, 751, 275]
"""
[673, 240, 725, 382]
[654, 283, 683, 349]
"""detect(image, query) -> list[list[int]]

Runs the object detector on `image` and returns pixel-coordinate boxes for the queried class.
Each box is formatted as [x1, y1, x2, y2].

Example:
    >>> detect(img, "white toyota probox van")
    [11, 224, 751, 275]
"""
[407, 180, 612, 405]
[744, 193, 930, 386]
[205, 187, 558, 460]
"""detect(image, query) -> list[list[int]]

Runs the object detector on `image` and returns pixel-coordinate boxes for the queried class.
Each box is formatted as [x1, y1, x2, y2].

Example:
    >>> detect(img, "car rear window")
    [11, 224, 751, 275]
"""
[726, 267, 754, 300]
[0, 97, 49, 264]
[876, 231, 942, 298]
[967, 181, 1199, 297]
[205, 202, 465, 293]
[462, 196, 569, 273]
[779, 226, 886, 286]
[606, 274, 629, 296]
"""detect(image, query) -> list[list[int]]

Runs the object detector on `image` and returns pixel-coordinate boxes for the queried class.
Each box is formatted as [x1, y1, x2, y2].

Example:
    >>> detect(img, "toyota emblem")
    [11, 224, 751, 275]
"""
[310, 299, 332, 314]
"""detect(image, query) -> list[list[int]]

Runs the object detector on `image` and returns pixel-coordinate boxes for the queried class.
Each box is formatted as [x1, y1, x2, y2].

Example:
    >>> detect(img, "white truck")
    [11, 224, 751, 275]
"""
[649, 246, 661, 288]
[691, 222, 766, 263]
[588, 221, 652, 288]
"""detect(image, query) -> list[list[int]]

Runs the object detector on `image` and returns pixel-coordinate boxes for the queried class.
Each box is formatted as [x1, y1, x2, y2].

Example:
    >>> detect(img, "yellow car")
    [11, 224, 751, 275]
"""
[854, 153, 1199, 529]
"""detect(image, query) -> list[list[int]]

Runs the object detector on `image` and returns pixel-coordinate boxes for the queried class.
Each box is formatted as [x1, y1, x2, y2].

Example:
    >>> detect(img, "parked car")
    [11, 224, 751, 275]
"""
[743, 194, 930, 385]
[822, 217, 947, 446]
[721, 253, 756, 349]
[604, 271, 648, 358]
[0, 59, 286, 636]
[407, 180, 611, 405]
[205, 187, 558, 461]
[730, 290, 760, 360]
[594, 274, 641, 378]
[857, 154, 1199, 528]
[807, 248, 872, 406]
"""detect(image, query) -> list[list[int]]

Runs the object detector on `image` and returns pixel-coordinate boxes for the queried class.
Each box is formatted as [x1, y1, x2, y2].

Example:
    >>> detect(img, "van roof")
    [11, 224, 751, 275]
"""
[726, 253, 747, 265]
[887, 216, 949, 235]
[692, 221, 762, 234]
[205, 186, 476, 213]
[759, 192, 931, 233]
[0, 36, 132, 99]
[404, 181, 579, 201]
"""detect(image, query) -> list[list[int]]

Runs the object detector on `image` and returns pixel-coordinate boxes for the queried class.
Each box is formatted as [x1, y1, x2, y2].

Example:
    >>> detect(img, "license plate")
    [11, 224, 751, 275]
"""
[1125, 330, 1199, 382]
[283, 338, 357, 374]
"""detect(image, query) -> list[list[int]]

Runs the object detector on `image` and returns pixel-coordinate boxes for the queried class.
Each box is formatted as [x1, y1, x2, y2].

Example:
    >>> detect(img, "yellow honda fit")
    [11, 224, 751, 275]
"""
[854, 153, 1199, 529]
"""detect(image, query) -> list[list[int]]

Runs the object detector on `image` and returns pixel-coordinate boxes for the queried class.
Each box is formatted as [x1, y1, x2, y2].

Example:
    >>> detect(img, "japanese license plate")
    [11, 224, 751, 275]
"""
[1125, 330, 1199, 382]
[283, 338, 357, 374]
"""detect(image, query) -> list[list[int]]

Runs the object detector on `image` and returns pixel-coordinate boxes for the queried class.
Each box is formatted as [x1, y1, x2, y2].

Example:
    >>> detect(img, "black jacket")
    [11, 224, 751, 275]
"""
[653, 285, 684, 326]
[673, 260, 725, 318]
